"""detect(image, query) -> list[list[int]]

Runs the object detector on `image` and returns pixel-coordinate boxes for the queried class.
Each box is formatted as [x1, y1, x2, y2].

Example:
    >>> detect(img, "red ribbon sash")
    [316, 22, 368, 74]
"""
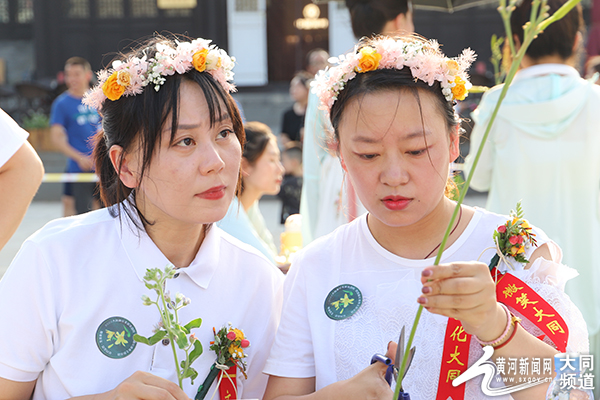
[492, 268, 568, 352]
[218, 365, 237, 400]
[436, 318, 472, 400]
[436, 268, 569, 399]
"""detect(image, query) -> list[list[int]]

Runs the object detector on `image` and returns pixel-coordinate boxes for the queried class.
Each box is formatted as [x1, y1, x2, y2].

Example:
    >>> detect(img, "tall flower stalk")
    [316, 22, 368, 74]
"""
[393, 0, 582, 396]
[134, 266, 204, 389]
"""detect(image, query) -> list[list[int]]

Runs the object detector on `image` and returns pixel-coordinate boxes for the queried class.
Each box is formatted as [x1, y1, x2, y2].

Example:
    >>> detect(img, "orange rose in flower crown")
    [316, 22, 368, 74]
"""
[102, 72, 126, 101]
[355, 46, 382, 73]
[489, 202, 538, 269]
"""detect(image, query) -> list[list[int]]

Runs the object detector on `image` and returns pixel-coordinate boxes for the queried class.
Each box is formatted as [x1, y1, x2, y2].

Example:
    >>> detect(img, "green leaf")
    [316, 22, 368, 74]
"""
[176, 330, 189, 349]
[189, 340, 204, 364]
[184, 318, 203, 332]
[147, 330, 168, 346]
[183, 366, 198, 384]
[133, 334, 150, 345]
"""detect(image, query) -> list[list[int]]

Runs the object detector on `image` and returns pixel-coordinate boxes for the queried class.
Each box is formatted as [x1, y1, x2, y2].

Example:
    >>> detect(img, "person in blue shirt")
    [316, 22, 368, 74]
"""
[50, 57, 101, 216]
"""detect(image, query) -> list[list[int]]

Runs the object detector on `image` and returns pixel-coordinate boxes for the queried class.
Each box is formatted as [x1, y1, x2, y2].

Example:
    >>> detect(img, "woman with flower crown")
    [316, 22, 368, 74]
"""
[262, 35, 589, 400]
[0, 35, 283, 399]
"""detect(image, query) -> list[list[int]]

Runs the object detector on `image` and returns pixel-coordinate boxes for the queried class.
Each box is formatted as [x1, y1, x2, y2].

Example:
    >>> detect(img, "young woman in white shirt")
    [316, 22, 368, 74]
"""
[262, 35, 588, 400]
[0, 35, 283, 400]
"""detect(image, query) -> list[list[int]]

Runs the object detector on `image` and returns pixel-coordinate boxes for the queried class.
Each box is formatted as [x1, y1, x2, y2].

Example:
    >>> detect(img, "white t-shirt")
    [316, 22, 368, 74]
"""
[0, 108, 29, 168]
[0, 205, 284, 399]
[264, 208, 588, 399]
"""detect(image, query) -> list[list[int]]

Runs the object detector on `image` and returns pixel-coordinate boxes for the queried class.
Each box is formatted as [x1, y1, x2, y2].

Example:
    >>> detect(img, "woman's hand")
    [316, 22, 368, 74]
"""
[89, 371, 191, 400]
[418, 262, 507, 342]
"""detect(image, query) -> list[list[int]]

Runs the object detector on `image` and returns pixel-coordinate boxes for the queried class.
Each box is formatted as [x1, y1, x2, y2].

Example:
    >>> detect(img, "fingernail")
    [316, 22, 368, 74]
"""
[421, 286, 431, 294]
[417, 296, 427, 305]
[422, 269, 433, 277]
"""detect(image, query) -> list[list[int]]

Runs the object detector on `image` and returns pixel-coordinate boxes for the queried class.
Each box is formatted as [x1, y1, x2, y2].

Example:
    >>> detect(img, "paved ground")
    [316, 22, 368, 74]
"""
[0, 193, 487, 278]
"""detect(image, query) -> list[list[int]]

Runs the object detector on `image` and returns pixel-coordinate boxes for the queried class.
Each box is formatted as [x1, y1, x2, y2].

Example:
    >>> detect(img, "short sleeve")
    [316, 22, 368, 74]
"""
[0, 240, 58, 382]
[263, 254, 316, 378]
[0, 109, 29, 168]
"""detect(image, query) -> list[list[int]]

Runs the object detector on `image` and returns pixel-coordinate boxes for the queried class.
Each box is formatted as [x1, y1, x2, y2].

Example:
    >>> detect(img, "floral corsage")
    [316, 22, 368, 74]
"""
[195, 323, 250, 400]
[489, 202, 538, 271]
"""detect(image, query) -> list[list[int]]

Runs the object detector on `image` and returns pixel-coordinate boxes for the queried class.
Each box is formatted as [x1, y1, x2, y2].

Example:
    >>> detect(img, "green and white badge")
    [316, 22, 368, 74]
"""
[96, 316, 137, 359]
[324, 284, 363, 320]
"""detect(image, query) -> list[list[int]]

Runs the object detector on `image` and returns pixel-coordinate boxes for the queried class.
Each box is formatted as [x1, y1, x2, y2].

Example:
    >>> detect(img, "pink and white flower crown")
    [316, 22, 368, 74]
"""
[83, 38, 236, 110]
[312, 36, 476, 118]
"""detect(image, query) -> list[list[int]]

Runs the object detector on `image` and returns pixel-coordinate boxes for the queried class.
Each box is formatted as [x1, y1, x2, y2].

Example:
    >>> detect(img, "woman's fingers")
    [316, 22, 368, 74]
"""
[112, 371, 191, 400]
[420, 261, 489, 284]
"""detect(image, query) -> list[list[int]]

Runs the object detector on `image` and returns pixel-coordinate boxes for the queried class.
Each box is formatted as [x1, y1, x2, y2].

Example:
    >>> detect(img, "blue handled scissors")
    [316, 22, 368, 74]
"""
[370, 326, 415, 395]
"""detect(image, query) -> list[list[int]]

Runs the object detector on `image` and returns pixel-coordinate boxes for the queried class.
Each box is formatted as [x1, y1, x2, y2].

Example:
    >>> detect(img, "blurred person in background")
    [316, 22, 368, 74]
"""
[280, 70, 312, 146]
[278, 141, 303, 224]
[300, 0, 414, 245]
[0, 109, 44, 251]
[50, 56, 101, 216]
[218, 121, 285, 263]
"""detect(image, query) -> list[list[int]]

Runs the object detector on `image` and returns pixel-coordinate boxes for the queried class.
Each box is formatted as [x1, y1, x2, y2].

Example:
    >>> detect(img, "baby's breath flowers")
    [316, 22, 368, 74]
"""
[133, 265, 203, 389]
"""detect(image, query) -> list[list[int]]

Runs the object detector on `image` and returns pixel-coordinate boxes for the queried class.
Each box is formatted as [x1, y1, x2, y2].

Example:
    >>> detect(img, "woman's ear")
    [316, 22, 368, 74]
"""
[240, 157, 252, 178]
[109, 144, 139, 189]
[449, 125, 460, 163]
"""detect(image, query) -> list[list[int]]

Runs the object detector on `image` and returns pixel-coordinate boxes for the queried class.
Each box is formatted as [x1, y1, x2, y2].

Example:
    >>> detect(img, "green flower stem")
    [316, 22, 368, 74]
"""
[157, 280, 183, 388]
[393, 0, 580, 397]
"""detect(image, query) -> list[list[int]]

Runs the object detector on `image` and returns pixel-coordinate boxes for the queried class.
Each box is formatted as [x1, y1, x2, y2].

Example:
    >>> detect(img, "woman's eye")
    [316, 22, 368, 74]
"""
[218, 129, 233, 139]
[176, 137, 195, 147]
[408, 149, 426, 156]
[358, 153, 378, 160]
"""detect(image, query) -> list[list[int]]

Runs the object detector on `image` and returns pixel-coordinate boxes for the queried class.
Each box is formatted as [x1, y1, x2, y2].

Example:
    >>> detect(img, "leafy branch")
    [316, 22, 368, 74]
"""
[133, 265, 204, 389]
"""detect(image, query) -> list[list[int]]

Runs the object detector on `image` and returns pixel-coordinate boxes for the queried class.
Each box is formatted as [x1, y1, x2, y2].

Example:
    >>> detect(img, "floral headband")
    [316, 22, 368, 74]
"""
[312, 36, 476, 118]
[83, 38, 236, 110]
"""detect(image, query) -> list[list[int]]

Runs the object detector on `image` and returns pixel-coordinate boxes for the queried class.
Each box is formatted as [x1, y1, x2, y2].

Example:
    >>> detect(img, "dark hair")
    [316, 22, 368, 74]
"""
[283, 141, 303, 162]
[242, 121, 275, 165]
[345, 0, 411, 39]
[330, 68, 459, 144]
[292, 70, 313, 89]
[92, 35, 244, 228]
[65, 56, 91, 71]
[511, 0, 583, 61]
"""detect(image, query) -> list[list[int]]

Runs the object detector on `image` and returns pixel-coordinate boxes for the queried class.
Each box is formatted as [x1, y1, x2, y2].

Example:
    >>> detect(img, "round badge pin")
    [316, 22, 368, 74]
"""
[324, 284, 363, 320]
[96, 316, 137, 359]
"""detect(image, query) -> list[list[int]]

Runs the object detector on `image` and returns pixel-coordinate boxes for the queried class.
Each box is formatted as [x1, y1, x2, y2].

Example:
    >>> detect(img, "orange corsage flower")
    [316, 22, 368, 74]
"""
[193, 48, 209, 72]
[102, 72, 126, 101]
[451, 76, 468, 101]
[356, 47, 382, 73]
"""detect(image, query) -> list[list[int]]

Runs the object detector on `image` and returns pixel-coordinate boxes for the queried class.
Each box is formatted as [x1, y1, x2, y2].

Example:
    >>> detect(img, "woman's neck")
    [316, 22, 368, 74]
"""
[239, 187, 261, 212]
[367, 197, 472, 260]
[144, 220, 205, 268]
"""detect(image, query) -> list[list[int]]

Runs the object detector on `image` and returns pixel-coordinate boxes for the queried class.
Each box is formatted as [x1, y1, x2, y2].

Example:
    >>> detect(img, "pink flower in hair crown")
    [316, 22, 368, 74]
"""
[311, 36, 476, 119]
[83, 38, 236, 110]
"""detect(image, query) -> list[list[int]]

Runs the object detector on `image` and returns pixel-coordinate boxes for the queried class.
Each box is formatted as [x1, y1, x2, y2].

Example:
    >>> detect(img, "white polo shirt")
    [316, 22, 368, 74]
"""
[0, 108, 29, 168]
[0, 205, 284, 399]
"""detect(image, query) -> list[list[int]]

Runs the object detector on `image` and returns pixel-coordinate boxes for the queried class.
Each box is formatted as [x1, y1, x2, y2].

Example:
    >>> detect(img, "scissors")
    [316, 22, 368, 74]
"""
[370, 326, 415, 398]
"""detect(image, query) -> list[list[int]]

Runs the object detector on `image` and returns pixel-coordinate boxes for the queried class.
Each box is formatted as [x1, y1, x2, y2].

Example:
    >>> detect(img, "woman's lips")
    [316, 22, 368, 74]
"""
[196, 185, 226, 200]
[382, 196, 412, 211]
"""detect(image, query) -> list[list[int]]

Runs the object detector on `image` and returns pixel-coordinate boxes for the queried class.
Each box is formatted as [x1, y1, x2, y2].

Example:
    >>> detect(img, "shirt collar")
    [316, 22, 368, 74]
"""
[115, 204, 220, 289]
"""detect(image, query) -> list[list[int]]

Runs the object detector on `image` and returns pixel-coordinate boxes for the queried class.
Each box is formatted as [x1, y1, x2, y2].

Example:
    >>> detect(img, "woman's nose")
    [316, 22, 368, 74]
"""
[381, 156, 409, 187]
[199, 144, 226, 175]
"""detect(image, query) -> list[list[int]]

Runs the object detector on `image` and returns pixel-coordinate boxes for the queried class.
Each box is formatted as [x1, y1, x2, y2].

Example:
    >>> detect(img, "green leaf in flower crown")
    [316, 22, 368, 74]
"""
[184, 318, 203, 332]
[189, 339, 203, 364]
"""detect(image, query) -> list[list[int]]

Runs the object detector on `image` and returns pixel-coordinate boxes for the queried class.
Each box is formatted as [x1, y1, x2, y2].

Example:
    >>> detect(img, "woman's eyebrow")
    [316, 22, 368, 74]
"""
[352, 130, 430, 143]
